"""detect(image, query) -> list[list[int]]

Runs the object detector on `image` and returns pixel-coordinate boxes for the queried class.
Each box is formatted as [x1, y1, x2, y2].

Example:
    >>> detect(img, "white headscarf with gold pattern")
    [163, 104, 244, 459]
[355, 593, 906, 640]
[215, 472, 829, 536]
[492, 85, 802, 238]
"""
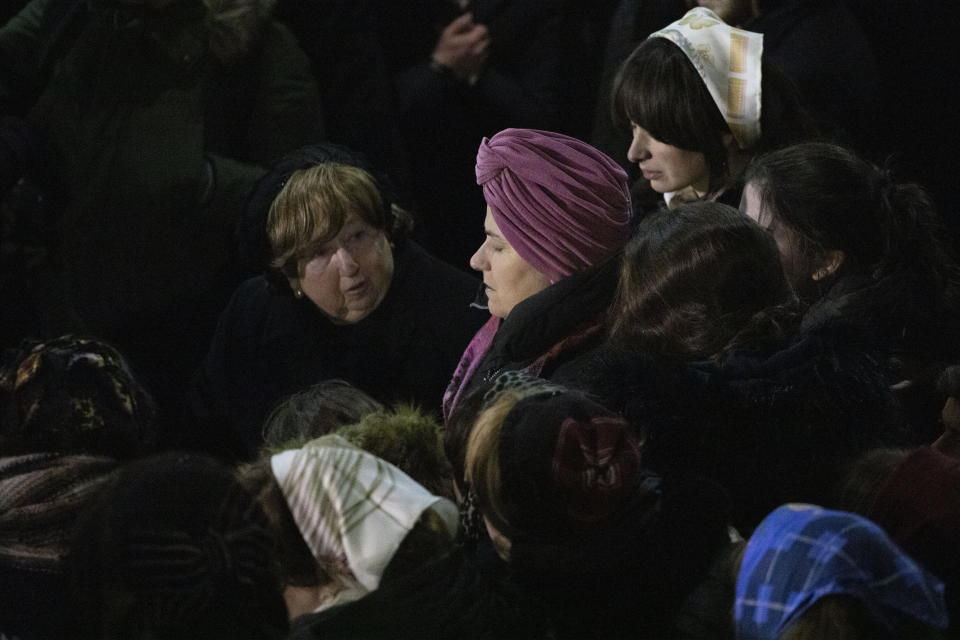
[651, 7, 763, 149]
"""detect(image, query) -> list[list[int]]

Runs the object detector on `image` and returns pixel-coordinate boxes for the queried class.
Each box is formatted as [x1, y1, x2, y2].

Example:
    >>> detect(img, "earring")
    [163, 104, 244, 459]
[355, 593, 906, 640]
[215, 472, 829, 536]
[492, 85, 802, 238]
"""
[811, 267, 830, 281]
[293, 284, 304, 299]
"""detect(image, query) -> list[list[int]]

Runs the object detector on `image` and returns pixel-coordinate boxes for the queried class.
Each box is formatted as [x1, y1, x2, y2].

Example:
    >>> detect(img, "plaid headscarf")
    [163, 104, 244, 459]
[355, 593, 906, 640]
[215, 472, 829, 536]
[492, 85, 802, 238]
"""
[735, 504, 948, 639]
[271, 435, 458, 604]
[0, 335, 156, 458]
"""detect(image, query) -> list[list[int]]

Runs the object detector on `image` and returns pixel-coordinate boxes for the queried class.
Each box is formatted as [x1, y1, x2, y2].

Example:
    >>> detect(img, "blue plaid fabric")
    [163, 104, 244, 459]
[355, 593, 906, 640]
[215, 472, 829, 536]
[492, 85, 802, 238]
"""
[734, 504, 948, 639]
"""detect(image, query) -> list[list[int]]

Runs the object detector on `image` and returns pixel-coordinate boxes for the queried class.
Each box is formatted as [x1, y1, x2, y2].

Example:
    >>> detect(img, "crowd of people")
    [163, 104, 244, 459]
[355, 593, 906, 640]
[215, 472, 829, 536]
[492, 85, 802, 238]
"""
[2, 1, 959, 638]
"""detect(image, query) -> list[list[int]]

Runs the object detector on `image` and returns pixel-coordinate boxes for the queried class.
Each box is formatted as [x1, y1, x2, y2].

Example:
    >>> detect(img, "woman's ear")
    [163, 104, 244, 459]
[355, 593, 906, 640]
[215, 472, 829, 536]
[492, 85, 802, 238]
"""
[721, 131, 750, 182]
[721, 131, 737, 151]
[811, 250, 845, 281]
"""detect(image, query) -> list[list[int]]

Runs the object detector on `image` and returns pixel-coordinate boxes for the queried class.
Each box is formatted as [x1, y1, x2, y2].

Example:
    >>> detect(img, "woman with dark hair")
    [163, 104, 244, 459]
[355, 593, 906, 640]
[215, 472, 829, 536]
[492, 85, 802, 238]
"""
[742, 142, 960, 425]
[565, 202, 909, 530]
[68, 452, 289, 640]
[191, 144, 487, 461]
[608, 200, 793, 360]
[611, 7, 815, 213]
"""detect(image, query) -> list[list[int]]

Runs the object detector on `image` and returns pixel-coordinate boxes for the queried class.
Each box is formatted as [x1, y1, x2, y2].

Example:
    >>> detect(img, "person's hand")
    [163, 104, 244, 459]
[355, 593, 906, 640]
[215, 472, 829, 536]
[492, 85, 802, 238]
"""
[431, 12, 490, 81]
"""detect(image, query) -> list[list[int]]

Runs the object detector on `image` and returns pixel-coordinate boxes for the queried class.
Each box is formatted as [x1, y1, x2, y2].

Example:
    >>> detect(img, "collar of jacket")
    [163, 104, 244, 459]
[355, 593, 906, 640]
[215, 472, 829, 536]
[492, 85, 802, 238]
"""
[492, 255, 621, 363]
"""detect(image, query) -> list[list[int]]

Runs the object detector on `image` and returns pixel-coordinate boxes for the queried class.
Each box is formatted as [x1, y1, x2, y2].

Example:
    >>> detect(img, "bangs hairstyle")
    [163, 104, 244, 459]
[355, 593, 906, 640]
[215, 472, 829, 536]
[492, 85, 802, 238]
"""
[612, 37, 730, 186]
[267, 163, 387, 278]
[611, 201, 794, 359]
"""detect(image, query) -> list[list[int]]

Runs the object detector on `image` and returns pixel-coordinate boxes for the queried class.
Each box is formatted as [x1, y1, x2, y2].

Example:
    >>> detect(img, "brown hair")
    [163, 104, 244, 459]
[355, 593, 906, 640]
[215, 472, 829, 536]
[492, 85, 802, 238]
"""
[836, 447, 911, 516]
[235, 459, 326, 587]
[464, 391, 525, 541]
[260, 380, 384, 455]
[267, 163, 409, 279]
[744, 142, 958, 288]
[780, 595, 942, 640]
[610, 201, 795, 361]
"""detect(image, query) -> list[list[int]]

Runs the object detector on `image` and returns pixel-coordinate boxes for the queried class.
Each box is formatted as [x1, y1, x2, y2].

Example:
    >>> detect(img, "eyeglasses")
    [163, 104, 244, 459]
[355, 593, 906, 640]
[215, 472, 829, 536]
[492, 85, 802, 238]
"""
[301, 226, 382, 273]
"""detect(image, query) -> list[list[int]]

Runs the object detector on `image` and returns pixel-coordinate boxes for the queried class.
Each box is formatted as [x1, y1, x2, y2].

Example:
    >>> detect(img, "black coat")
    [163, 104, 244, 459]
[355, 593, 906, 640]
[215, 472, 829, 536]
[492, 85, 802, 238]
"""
[374, 0, 575, 268]
[459, 257, 619, 403]
[289, 545, 552, 640]
[191, 241, 486, 460]
[444, 259, 620, 479]
[574, 321, 915, 532]
[0, 0, 324, 411]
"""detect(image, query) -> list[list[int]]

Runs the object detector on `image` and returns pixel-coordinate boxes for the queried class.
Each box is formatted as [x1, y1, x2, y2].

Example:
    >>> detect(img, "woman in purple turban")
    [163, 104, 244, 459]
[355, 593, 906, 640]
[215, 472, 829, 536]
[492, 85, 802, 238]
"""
[442, 128, 632, 491]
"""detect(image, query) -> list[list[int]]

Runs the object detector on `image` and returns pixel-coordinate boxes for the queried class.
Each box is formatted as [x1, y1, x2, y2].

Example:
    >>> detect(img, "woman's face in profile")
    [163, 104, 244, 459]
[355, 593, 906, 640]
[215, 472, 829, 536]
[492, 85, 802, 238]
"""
[295, 214, 394, 324]
[627, 123, 711, 196]
[741, 183, 807, 285]
[469, 208, 551, 319]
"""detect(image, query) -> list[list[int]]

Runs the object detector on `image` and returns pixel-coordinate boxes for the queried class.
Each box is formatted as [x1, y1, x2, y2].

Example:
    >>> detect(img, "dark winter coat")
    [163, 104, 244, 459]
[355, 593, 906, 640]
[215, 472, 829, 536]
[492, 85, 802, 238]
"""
[444, 257, 619, 419]
[373, 0, 576, 268]
[288, 544, 552, 640]
[741, 0, 882, 157]
[191, 241, 487, 460]
[0, 0, 323, 394]
[442, 258, 619, 483]
[574, 321, 914, 532]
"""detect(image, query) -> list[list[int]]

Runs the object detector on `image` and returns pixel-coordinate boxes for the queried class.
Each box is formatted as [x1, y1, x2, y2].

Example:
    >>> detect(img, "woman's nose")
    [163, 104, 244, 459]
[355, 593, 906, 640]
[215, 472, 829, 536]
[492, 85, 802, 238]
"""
[334, 247, 360, 274]
[469, 247, 487, 272]
[627, 128, 652, 163]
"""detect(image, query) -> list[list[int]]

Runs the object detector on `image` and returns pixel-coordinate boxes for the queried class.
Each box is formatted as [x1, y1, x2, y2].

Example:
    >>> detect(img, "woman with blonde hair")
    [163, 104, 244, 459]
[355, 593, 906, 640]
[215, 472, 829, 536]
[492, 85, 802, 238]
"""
[462, 373, 731, 638]
[192, 144, 486, 460]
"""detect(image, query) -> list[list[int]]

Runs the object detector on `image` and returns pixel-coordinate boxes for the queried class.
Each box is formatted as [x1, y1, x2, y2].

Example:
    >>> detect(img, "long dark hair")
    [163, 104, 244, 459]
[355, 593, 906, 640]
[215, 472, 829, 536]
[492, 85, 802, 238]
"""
[610, 201, 796, 361]
[745, 142, 957, 283]
[744, 143, 960, 347]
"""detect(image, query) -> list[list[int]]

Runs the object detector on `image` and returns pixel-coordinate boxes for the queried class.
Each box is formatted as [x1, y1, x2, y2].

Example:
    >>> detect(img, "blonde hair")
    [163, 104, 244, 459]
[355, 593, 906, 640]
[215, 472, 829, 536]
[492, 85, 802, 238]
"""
[463, 391, 527, 540]
[267, 163, 385, 278]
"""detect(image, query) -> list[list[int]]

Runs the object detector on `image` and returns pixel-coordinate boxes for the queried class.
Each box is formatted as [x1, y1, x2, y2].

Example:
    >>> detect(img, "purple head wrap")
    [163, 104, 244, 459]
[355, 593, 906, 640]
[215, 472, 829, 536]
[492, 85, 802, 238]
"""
[475, 129, 632, 282]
